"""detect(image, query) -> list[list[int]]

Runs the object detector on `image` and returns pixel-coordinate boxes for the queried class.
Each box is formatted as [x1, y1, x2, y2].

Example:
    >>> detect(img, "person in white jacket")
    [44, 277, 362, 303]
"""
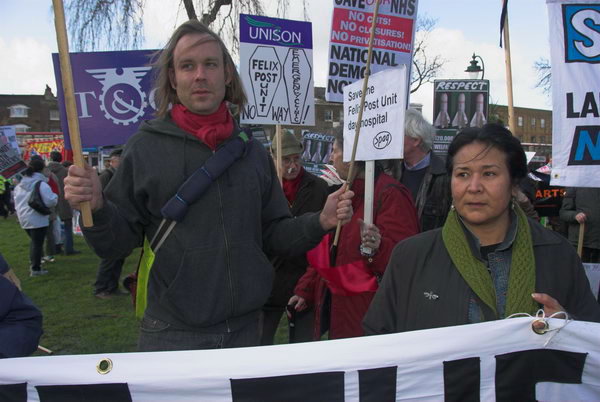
[14, 158, 58, 276]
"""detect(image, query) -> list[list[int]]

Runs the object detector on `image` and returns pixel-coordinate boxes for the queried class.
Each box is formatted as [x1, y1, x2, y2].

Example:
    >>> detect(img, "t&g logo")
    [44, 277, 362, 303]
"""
[86, 67, 152, 125]
[563, 5, 600, 63]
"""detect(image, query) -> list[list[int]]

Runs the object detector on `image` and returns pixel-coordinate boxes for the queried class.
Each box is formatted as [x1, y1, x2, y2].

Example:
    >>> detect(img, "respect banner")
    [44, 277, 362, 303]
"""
[432, 79, 490, 158]
[2, 318, 599, 401]
[239, 14, 315, 125]
[0, 126, 26, 179]
[547, 0, 600, 187]
[301, 131, 335, 175]
[343, 67, 407, 161]
[52, 50, 158, 149]
[326, 0, 419, 103]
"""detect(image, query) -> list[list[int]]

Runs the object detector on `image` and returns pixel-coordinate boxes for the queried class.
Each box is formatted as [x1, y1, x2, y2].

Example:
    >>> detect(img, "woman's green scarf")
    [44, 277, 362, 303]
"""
[441, 204, 538, 318]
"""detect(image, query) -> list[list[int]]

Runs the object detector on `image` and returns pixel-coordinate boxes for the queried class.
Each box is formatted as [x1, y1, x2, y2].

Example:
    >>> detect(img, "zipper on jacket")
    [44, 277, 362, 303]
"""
[216, 178, 234, 333]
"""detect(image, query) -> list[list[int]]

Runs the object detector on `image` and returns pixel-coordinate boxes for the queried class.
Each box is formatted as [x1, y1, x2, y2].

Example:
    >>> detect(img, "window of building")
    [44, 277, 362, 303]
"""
[50, 110, 60, 120]
[531, 136, 537, 143]
[339, 109, 344, 123]
[531, 117, 536, 128]
[540, 119, 546, 129]
[324, 110, 333, 122]
[540, 136, 546, 144]
[517, 116, 523, 127]
[13, 124, 30, 133]
[9, 104, 29, 118]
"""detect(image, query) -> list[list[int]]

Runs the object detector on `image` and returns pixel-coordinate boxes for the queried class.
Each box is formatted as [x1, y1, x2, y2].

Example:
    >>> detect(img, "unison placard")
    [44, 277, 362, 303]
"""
[239, 14, 315, 126]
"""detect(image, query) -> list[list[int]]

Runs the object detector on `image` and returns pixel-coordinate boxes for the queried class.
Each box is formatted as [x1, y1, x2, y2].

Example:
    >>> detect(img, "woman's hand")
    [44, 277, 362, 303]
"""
[359, 219, 381, 255]
[287, 295, 307, 317]
[532, 292, 567, 317]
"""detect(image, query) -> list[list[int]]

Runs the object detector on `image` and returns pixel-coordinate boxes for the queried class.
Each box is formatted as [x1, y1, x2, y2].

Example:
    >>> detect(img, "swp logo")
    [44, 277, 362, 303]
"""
[563, 5, 600, 63]
[568, 126, 600, 165]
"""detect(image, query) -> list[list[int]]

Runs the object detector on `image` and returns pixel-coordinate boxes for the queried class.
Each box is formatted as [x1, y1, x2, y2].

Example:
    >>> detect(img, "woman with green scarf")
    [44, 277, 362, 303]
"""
[363, 124, 600, 334]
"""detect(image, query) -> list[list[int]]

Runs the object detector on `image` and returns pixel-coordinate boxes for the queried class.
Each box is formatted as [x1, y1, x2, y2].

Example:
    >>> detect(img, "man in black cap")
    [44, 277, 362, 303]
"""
[260, 131, 329, 344]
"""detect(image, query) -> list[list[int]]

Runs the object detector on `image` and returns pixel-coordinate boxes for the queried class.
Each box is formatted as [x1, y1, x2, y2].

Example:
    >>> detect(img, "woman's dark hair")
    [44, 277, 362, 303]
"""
[332, 126, 365, 171]
[24, 158, 46, 177]
[446, 123, 527, 184]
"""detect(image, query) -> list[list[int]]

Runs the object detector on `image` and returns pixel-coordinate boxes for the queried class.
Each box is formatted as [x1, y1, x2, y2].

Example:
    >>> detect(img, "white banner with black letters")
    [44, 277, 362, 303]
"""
[548, 0, 600, 187]
[1, 318, 599, 401]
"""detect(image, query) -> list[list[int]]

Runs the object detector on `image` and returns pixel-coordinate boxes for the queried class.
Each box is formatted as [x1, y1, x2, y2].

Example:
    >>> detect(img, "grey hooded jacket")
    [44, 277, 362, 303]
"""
[82, 117, 328, 332]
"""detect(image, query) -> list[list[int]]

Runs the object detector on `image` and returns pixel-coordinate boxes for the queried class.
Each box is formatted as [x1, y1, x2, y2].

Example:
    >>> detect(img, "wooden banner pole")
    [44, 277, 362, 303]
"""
[501, 1, 516, 134]
[578, 222, 585, 258]
[332, 0, 382, 250]
[275, 125, 283, 186]
[52, 0, 93, 227]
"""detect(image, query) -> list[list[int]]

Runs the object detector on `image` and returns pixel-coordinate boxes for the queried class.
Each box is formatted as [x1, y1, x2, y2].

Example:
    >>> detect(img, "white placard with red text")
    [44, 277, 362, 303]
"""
[326, 0, 419, 103]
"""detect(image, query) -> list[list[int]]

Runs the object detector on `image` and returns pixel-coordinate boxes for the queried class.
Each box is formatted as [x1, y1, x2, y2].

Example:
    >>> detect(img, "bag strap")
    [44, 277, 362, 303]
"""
[149, 130, 252, 252]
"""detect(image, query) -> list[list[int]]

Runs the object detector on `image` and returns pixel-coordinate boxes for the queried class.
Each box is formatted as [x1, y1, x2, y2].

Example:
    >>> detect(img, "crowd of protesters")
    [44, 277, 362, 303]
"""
[2, 20, 600, 359]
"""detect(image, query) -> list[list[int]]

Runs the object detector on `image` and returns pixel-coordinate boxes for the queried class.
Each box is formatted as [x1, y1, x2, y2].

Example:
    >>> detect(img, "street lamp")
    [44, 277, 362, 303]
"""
[465, 53, 485, 80]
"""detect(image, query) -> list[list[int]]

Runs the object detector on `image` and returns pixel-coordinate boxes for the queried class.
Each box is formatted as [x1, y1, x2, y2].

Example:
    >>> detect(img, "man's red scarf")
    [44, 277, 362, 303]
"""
[170, 102, 233, 151]
[282, 167, 304, 204]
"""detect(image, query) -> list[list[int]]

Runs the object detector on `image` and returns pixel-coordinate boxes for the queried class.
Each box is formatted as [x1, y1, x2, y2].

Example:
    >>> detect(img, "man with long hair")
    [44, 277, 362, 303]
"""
[64, 20, 353, 351]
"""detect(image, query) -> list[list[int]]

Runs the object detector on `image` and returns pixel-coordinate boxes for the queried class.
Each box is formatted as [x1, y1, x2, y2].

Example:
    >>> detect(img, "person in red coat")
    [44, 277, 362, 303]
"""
[289, 128, 420, 339]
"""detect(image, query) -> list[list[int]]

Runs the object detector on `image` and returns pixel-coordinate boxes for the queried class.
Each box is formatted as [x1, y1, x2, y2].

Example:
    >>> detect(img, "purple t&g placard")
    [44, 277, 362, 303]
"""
[52, 50, 158, 149]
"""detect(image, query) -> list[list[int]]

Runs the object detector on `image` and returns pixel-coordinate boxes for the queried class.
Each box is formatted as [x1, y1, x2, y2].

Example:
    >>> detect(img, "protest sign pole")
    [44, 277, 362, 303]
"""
[52, 0, 93, 227]
[276, 125, 283, 185]
[332, 0, 382, 256]
[501, 1, 516, 134]
[578, 222, 585, 258]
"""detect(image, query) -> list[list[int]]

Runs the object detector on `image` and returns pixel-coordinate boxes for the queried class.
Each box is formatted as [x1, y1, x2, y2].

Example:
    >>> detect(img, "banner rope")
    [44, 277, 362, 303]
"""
[507, 309, 572, 346]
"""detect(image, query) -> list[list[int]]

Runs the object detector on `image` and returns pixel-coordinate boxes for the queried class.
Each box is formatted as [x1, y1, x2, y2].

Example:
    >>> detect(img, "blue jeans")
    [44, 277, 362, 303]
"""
[63, 218, 75, 253]
[138, 314, 260, 352]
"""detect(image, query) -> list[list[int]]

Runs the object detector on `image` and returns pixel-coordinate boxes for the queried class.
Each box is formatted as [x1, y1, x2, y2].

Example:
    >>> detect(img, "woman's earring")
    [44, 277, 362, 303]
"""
[450, 204, 455, 211]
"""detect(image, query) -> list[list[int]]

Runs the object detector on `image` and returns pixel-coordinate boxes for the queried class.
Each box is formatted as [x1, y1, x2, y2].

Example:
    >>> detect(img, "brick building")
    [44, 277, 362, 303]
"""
[0, 85, 62, 136]
[491, 104, 552, 158]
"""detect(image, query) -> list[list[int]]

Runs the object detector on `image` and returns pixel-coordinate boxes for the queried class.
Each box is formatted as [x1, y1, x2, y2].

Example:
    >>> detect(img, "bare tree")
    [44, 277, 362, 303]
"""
[64, 0, 146, 51]
[410, 16, 444, 94]
[64, 0, 302, 52]
[534, 57, 552, 97]
[64, 1, 442, 90]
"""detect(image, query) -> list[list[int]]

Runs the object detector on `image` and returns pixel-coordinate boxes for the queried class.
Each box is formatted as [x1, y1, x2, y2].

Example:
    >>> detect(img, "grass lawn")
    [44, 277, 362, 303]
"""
[1, 214, 290, 356]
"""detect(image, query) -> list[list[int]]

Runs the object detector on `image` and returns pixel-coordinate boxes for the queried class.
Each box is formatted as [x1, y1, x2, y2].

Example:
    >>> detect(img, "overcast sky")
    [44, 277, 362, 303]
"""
[0, 0, 551, 121]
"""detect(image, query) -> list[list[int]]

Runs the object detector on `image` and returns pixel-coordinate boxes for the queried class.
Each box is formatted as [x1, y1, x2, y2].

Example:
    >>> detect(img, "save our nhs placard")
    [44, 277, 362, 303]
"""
[547, 0, 600, 187]
[52, 50, 158, 149]
[239, 14, 315, 126]
[343, 66, 407, 161]
[326, 0, 419, 103]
